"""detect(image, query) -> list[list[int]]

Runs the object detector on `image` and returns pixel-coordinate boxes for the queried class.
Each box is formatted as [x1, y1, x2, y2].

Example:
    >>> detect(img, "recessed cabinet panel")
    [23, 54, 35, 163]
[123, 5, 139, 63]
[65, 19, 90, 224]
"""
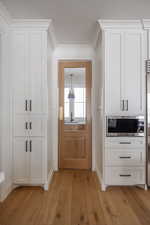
[30, 138, 43, 183]
[105, 30, 146, 115]
[13, 138, 29, 183]
[13, 32, 28, 114]
[105, 31, 123, 115]
[123, 31, 146, 114]
[29, 32, 45, 114]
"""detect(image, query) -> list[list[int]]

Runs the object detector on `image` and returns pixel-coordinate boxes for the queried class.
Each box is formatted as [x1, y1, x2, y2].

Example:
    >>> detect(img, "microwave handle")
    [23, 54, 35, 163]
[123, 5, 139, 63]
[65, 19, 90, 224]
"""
[124, 100, 128, 111]
[121, 100, 124, 111]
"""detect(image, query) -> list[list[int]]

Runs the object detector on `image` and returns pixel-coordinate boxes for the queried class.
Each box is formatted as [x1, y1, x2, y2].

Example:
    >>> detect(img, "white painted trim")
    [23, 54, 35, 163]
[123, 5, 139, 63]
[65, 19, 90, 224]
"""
[98, 20, 143, 30]
[44, 169, 54, 191]
[48, 21, 57, 49]
[11, 19, 52, 31]
[0, 1, 11, 25]
[143, 19, 150, 29]
[0, 183, 13, 202]
[95, 165, 107, 191]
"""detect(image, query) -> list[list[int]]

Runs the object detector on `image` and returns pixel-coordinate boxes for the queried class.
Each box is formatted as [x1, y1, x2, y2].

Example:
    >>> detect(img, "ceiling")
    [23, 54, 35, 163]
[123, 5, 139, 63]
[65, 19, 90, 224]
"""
[1, 0, 150, 44]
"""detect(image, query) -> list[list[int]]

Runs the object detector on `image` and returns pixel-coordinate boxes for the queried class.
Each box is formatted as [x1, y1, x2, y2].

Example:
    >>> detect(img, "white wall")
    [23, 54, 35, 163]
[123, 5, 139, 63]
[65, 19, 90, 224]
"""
[50, 44, 96, 170]
[0, 3, 12, 201]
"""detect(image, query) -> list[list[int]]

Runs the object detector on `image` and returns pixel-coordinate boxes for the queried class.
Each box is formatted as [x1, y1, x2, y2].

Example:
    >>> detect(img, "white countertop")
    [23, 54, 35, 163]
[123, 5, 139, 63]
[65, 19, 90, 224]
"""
[0, 172, 5, 184]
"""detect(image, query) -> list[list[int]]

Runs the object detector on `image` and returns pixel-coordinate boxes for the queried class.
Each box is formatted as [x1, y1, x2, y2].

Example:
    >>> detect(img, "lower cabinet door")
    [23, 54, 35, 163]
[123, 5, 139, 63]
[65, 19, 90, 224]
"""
[29, 138, 44, 184]
[13, 138, 29, 183]
[105, 166, 145, 185]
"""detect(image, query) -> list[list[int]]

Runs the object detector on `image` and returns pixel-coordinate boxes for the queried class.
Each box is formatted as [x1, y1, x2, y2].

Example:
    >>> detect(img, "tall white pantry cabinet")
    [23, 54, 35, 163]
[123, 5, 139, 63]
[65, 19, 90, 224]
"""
[11, 20, 51, 189]
[98, 20, 147, 190]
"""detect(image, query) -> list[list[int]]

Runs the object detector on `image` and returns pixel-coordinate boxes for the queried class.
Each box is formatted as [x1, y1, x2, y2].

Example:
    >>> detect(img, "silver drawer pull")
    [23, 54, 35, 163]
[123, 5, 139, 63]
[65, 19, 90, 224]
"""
[119, 156, 131, 159]
[119, 142, 131, 144]
[119, 174, 131, 177]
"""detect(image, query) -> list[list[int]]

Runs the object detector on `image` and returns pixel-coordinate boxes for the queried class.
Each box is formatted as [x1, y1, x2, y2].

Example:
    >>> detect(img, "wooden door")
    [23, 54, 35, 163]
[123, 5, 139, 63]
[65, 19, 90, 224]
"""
[59, 61, 92, 169]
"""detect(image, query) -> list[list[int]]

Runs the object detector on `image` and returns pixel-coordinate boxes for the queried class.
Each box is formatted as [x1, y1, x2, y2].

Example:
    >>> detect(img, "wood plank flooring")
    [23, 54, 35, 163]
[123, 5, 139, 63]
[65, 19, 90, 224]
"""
[1, 170, 150, 225]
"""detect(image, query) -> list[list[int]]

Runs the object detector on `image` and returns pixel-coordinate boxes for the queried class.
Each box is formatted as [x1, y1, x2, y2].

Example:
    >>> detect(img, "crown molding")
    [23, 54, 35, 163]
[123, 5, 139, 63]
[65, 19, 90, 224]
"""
[98, 20, 143, 30]
[0, 1, 12, 33]
[11, 19, 52, 31]
[143, 19, 150, 29]
[0, 1, 11, 25]
[48, 20, 57, 49]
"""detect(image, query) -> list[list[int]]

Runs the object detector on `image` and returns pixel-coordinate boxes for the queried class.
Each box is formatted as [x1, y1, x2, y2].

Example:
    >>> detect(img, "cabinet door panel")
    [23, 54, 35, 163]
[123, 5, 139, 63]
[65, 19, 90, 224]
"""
[30, 138, 43, 183]
[105, 31, 123, 115]
[13, 138, 29, 183]
[14, 115, 29, 137]
[123, 31, 146, 114]
[28, 117, 44, 137]
[13, 32, 29, 114]
[29, 32, 45, 114]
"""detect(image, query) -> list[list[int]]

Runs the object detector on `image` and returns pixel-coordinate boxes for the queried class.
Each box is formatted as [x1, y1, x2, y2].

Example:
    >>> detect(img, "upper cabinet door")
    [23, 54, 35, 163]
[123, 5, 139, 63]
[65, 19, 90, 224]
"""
[105, 31, 124, 115]
[13, 31, 29, 114]
[123, 31, 147, 115]
[28, 31, 47, 114]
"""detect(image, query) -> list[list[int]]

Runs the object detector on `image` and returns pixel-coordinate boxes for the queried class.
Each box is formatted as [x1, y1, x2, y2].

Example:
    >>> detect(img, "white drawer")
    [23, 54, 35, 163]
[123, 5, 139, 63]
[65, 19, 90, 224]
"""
[14, 116, 45, 137]
[105, 137, 145, 149]
[105, 166, 145, 185]
[105, 150, 145, 166]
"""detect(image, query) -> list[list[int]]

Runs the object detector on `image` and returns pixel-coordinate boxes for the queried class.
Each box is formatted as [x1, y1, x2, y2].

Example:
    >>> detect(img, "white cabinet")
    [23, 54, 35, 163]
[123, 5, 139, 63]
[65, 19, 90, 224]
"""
[30, 138, 44, 183]
[13, 31, 47, 115]
[13, 138, 44, 184]
[105, 31, 123, 115]
[14, 115, 45, 137]
[12, 20, 50, 189]
[13, 138, 29, 183]
[105, 29, 146, 115]
[98, 20, 147, 190]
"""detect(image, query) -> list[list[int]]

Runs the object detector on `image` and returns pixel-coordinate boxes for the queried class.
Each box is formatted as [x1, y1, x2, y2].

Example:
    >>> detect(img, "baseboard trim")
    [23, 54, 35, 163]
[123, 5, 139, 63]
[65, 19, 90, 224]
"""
[44, 169, 54, 191]
[95, 166, 107, 191]
[0, 183, 14, 202]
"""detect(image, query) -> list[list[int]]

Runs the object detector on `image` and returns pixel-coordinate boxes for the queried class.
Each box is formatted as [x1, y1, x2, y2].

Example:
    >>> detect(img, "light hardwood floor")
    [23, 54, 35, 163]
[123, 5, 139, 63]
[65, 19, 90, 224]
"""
[1, 170, 150, 225]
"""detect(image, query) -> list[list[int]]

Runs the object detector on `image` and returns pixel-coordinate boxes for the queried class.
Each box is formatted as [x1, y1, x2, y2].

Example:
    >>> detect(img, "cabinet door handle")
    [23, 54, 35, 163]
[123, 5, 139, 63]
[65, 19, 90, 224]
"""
[29, 100, 32, 111]
[127, 100, 128, 111]
[30, 140, 32, 152]
[25, 100, 28, 111]
[119, 142, 131, 144]
[25, 140, 28, 152]
[25, 122, 28, 130]
[119, 156, 131, 159]
[29, 122, 32, 130]
[121, 100, 124, 111]
[119, 174, 131, 177]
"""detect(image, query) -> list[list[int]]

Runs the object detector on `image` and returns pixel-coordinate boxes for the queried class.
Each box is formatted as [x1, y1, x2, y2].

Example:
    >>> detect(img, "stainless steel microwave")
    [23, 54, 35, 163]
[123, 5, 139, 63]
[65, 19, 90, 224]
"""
[106, 116, 144, 137]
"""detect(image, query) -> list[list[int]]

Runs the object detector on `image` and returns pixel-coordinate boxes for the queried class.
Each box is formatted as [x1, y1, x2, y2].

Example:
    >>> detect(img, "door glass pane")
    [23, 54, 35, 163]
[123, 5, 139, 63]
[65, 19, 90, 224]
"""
[64, 68, 86, 124]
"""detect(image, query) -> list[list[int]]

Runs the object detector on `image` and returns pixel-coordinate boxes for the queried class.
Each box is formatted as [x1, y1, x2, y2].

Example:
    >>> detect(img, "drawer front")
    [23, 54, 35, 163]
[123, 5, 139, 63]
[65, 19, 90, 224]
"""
[14, 115, 29, 137]
[105, 137, 145, 149]
[28, 116, 45, 137]
[105, 150, 145, 166]
[105, 167, 145, 185]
